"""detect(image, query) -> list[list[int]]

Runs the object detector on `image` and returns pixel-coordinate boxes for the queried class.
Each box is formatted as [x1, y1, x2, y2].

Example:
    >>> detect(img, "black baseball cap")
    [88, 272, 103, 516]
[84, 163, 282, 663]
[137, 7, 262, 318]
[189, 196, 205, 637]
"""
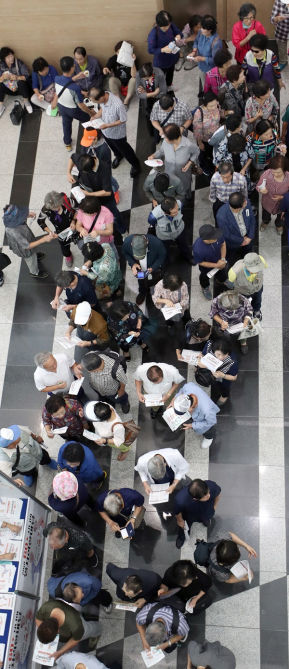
[199, 224, 223, 241]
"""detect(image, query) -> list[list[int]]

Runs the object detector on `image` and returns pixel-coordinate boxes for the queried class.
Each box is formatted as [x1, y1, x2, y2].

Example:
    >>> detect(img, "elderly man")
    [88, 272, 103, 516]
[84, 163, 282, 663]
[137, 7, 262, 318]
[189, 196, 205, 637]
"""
[56, 652, 112, 669]
[0, 425, 57, 487]
[172, 382, 220, 450]
[34, 352, 82, 394]
[135, 363, 184, 419]
[135, 448, 189, 497]
[47, 568, 112, 613]
[52, 270, 100, 316]
[52, 56, 94, 151]
[150, 93, 192, 143]
[122, 233, 166, 305]
[174, 478, 221, 549]
[106, 563, 162, 608]
[136, 601, 189, 653]
[95, 488, 145, 538]
[88, 87, 140, 177]
[35, 598, 102, 659]
[73, 46, 103, 94]
[65, 301, 109, 350]
[193, 223, 232, 300]
[43, 522, 98, 575]
[143, 171, 186, 206]
[209, 161, 248, 221]
[228, 252, 267, 320]
[81, 350, 130, 413]
[216, 192, 256, 266]
[148, 197, 194, 265]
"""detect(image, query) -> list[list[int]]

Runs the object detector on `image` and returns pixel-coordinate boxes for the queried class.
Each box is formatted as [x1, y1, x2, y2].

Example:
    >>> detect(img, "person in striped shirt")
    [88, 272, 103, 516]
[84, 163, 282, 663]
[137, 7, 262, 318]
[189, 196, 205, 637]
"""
[204, 49, 233, 95]
[242, 33, 285, 91]
[136, 602, 189, 653]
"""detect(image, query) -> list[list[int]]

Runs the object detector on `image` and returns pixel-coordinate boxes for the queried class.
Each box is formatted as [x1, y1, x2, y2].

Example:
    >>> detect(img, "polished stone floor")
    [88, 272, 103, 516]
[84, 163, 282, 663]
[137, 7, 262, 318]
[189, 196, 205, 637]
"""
[1, 44, 289, 669]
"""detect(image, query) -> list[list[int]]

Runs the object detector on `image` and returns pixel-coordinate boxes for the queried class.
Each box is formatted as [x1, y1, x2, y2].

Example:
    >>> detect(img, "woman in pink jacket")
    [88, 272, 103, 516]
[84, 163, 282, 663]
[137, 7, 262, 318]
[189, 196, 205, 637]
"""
[232, 3, 266, 64]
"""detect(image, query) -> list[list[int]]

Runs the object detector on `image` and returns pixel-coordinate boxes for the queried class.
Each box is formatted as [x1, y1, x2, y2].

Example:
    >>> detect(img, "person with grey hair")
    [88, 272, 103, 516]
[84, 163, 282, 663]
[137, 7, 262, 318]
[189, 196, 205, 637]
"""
[43, 522, 98, 575]
[51, 270, 100, 316]
[136, 600, 189, 653]
[94, 488, 145, 538]
[81, 350, 130, 414]
[34, 351, 82, 394]
[210, 290, 253, 354]
[216, 191, 256, 266]
[135, 448, 189, 497]
[209, 161, 248, 221]
[37, 191, 77, 268]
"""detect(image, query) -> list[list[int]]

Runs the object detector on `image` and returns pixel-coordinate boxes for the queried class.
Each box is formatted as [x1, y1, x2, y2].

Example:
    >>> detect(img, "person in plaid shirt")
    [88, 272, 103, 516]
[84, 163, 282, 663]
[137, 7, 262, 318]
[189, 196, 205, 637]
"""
[204, 50, 232, 95]
[209, 162, 248, 220]
[271, 0, 289, 68]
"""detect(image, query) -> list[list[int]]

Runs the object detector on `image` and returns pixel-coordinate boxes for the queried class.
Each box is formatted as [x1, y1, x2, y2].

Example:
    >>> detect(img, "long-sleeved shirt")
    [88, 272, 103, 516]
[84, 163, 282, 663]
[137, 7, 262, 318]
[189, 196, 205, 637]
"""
[204, 67, 227, 95]
[232, 19, 266, 63]
[242, 49, 281, 89]
[152, 279, 189, 312]
[0, 57, 29, 80]
[74, 54, 103, 91]
[57, 441, 103, 483]
[174, 382, 220, 434]
[147, 22, 182, 69]
[193, 31, 223, 73]
[209, 172, 248, 203]
[271, 0, 289, 41]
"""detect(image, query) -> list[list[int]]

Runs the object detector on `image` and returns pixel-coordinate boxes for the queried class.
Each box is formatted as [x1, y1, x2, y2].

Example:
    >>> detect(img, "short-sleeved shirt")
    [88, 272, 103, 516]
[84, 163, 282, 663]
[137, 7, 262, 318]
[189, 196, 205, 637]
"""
[36, 600, 84, 641]
[32, 64, 58, 90]
[76, 207, 114, 242]
[55, 75, 83, 108]
[95, 487, 144, 527]
[174, 480, 221, 524]
[150, 98, 192, 128]
[162, 565, 212, 602]
[136, 603, 189, 638]
[134, 363, 184, 395]
[99, 92, 127, 140]
[193, 236, 225, 266]
[65, 273, 98, 306]
[89, 354, 127, 396]
[34, 353, 75, 393]
[71, 153, 114, 205]
[208, 532, 233, 582]
[106, 54, 137, 85]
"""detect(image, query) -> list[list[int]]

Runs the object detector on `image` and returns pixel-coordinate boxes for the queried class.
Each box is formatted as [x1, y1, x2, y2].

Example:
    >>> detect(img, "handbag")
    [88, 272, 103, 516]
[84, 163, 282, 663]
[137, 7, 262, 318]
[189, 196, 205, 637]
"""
[94, 283, 112, 300]
[10, 100, 24, 126]
[113, 419, 141, 446]
[37, 74, 56, 102]
[195, 366, 215, 387]
[238, 316, 264, 340]
[77, 210, 101, 248]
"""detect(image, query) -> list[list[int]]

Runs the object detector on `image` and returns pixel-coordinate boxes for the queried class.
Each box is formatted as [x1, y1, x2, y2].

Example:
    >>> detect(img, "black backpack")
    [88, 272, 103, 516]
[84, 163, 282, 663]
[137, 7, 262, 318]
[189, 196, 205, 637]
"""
[195, 367, 215, 388]
[100, 349, 127, 380]
[194, 539, 230, 574]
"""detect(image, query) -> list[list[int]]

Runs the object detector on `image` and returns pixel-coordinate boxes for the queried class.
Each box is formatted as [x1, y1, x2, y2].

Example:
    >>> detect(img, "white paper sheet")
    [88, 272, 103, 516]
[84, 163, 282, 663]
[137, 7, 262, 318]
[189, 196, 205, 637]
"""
[0, 643, 5, 662]
[51, 426, 68, 435]
[144, 394, 164, 407]
[0, 593, 14, 609]
[230, 559, 251, 584]
[141, 648, 165, 667]
[82, 429, 97, 441]
[149, 491, 169, 504]
[0, 562, 16, 592]
[207, 267, 219, 278]
[161, 303, 182, 321]
[0, 613, 7, 636]
[82, 118, 105, 129]
[115, 603, 138, 612]
[69, 377, 84, 395]
[0, 540, 22, 561]
[71, 186, 85, 203]
[55, 335, 83, 349]
[32, 635, 59, 666]
[162, 407, 191, 431]
[0, 518, 24, 539]
[0, 498, 23, 520]
[181, 350, 200, 365]
[201, 353, 223, 372]
[227, 322, 245, 334]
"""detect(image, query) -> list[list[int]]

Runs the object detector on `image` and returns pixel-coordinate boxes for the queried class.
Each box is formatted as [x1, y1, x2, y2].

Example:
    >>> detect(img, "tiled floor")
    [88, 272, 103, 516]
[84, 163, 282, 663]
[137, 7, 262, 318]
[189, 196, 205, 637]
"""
[1, 41, 289, 669]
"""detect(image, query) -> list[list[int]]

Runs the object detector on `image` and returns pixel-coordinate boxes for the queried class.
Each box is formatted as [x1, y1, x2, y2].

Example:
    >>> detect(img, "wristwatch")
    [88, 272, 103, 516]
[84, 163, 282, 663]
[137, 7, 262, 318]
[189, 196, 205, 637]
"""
[168, 640, 172, 647]
[131, 515, 137, 520]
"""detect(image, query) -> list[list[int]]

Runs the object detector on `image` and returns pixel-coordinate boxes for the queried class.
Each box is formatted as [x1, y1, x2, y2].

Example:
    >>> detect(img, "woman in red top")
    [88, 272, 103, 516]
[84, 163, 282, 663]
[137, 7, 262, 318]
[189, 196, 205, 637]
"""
[232, 3, 266, 64]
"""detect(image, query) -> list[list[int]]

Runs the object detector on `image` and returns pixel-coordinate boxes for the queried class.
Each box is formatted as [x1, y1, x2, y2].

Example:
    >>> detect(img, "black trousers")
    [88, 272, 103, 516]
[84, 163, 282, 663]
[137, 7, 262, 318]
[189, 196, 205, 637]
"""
[104, 135, 139, 167]
[213, 198, 225, 223]
[226, 241, 253, 267]
[262, 207, 283, 228]
[0, 80, 30, 102]
[19, 447, 52, 476]
[161, 64, 175, 87]
[199, 266, 228, 289]
[90, 588, 113, 608]
[162, 229, 192, 263]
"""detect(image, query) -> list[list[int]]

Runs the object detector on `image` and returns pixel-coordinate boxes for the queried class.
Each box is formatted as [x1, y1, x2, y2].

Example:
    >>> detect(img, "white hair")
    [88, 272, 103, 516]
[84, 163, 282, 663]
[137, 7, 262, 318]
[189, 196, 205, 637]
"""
[146, 621, 166, 646]
[44, 191, 64, 210]
[34, 351, 53, 368]
[103, 492, 123, 517]
[147, 455, 166, 480]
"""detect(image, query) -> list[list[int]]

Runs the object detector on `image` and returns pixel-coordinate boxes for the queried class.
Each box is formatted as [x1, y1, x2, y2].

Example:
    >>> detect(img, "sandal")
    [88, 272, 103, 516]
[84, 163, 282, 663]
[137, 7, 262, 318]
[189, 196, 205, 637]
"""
[175, 57, 184, 71]
[117, 451, 129, 461]
[124, 353, 131, 361]
[260, 222, 268, 232]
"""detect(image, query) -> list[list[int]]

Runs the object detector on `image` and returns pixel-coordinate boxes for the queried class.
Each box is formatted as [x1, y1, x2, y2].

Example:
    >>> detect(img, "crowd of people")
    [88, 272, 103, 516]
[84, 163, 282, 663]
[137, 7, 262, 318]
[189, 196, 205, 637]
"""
[0, 2, 288, 669]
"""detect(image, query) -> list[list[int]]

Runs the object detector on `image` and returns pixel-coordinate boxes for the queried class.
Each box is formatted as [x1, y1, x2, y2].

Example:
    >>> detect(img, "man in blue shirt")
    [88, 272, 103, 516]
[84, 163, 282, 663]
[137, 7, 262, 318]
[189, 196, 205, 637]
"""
[47, 569, 112, 612]
[95, 488, 145, 538]
[172, 382, 220, 449]
[53, 270, 101, 317]
[174, 478, 221, 548]
[193, 224, 233, 300]
[52, 56, 94, 150]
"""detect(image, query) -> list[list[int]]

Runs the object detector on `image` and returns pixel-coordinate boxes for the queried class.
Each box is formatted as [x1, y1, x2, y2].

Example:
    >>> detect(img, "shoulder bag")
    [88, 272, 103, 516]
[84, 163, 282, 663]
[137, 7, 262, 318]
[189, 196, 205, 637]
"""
[113, 419, 141, 446]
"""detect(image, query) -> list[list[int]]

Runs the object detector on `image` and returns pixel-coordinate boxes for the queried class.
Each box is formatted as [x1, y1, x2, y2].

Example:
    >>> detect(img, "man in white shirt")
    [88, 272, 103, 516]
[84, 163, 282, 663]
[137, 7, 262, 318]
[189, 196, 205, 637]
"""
[56, 651, 109, 669]
[135, 447, 189, 496]
[134, 363, 184, 418]
[34, 351, 82, 395]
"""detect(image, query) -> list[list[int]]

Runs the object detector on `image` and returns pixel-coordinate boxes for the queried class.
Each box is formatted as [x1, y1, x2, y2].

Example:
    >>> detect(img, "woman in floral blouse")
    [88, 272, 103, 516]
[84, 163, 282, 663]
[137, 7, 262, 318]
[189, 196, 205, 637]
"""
[245, 79, 279, 133]
[256, 154, 289, 233]
[152, 273, 191, 332]
[107, 301, 149, 359]
[42, 394, 89, 442]
[80, 241, 122, 297]
[210, 291, 253, 354]
[193, 91, 221, 176]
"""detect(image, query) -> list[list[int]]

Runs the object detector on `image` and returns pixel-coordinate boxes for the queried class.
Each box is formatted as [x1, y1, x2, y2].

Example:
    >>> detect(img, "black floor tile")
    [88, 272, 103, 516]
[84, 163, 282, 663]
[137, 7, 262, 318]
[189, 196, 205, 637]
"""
[14, 141, 39, 175]
[96, 639, 124, 661]
[136, 403, 185, 458]
[216, 371, 258, 417]
[208, 463, 259, 516]
[281, 248, 289, 287]
[1, 366, 45, 410]
[283, 375, 289, 419]
[18, 110, 42, 142]
[10, 175, 34, 207]
[283, 331, 289, 372]
[282, 288, 289, 328]
[18, 238, 63, 285]
[13, 284, 57, 323]
[208, 515, 260, 572]
[260, 630, 288, 669]
[7, 323, 55, 366]
[260, 577, 288, 631]
[210, 415, 259, 465]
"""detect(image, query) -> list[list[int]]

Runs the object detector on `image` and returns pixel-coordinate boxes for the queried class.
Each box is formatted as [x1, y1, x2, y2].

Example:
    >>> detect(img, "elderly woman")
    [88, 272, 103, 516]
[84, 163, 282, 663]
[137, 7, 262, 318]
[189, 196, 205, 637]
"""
[42, 393, 89, 442]
[188, 15, 223, 86]
[75, 196, 116, 254]
[136, 62, 167, 136]
[247, 119, 286, 174]
[214, 134, 254, 191]
[152, 273, 190, 333]
[193, 91, 221, 176]
[83, 400, 129, 461]
[94, 487, 145, 537]
[57, 440, 106, 489]
[148, 123, 200, 199]
[107, 300, 150, 358]
[147, 10, 183, 87]
[232, 3, 266, 64]
[0, 46, 32, 116]
[159, 559, 212, 614]
[256, 154, 289, 233]
[197, 337, 239, 405]
[218, 64, 247, 117]
[245, 79, 279, 133]
[31, 57, 58, 110]
[210, 291, 253, 354]
[79, 241, 122, 298]
[48, 472, 96, 527]
[3, 204, 53, 279]
[243, 33, 284, 92]
[37, 191, 77, 268]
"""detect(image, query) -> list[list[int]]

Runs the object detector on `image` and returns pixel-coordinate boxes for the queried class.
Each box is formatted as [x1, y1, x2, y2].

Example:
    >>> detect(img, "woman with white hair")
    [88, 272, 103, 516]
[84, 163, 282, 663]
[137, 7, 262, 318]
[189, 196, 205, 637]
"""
[37, 191, 77, 268]
[135, 447, 189, 496]
[94, 487, 145, 538]
[210, 290, 253, 354]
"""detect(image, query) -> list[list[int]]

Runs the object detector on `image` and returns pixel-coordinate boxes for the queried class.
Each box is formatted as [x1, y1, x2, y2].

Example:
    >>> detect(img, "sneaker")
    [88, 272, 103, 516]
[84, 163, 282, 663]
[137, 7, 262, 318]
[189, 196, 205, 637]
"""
[130, 162, 141, 178]
[65, 144, 72, 151]
[121, 402, 130, 414]
[201, 437, 213, 449]
[102, 602, 113, 614]
[30, 270, 49, 279]
[176, 531, 186, 549]
[202, 286, 212, 300]
[222, 279, 234, 290]
[202, 518, 212, 527]
[0, 276, 4, 287]
[136, 293, 145, 305]
[88, 636, 100, 649]
[253, 310, 262, 321]
[115, 530, 121, 538]
[150, 407, 160, 419]
[240, 341, 249, 355]
[0, 106, 5, 118]
[175, 57, 184, 71]
[114, 190, 120, 204]
[65, 255, 73, 268]
[24, 102, 33, 114]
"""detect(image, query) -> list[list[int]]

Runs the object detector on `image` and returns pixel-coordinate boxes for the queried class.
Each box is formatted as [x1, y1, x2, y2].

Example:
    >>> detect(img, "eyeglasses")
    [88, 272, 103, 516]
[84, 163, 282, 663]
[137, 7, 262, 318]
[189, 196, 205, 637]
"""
[243, 15, 254, 21]
[251, 49, 261, 54]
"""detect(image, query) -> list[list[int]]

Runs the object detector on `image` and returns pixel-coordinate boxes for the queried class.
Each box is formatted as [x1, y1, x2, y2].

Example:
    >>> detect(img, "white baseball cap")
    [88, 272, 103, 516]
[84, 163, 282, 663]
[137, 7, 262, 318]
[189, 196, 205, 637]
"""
[74, 301, 92, 325]
[174, 395, 191, 415]
[280, 0, 289, 4]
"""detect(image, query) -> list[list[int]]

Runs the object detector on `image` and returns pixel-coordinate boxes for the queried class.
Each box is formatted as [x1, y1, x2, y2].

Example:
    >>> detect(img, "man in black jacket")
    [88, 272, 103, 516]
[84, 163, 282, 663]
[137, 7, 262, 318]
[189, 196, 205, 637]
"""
[122, 233, 166, 305]
[106, 563, 162, 608]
